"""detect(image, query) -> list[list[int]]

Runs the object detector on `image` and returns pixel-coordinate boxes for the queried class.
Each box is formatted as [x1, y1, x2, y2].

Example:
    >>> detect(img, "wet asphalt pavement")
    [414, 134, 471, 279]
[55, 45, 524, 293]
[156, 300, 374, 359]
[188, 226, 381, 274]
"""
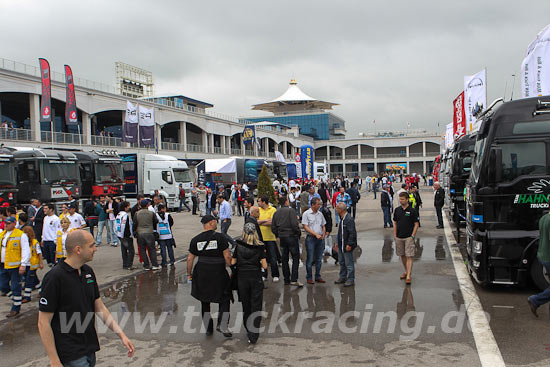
[0, 191, 485, 366]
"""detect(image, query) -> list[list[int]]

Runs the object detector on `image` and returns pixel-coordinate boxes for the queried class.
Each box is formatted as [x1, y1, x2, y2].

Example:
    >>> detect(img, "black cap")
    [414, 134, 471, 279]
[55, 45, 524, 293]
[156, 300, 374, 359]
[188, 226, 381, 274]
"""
[201, 214, 217, 224]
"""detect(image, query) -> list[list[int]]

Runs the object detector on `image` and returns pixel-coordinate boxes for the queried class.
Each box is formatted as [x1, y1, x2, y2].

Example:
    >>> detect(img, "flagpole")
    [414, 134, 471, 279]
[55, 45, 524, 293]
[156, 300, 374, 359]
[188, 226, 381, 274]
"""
[137, 103, 140, 150]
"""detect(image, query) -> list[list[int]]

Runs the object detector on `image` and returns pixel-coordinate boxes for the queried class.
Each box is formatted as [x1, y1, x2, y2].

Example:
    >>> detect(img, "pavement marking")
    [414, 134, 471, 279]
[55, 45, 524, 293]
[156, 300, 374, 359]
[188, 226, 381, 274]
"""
[442, 211, 505, 367]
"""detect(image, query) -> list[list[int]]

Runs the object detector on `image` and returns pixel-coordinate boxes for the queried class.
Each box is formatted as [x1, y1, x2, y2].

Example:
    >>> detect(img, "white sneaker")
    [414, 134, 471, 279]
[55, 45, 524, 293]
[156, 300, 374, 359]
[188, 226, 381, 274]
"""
[273, 277, 280, 283]
[262, 277, 267, 281]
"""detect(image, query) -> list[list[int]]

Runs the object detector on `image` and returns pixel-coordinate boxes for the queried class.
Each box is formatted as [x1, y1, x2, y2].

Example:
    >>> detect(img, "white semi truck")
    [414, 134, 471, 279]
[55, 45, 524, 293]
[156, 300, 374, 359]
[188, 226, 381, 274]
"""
[120, 153, 193, 210]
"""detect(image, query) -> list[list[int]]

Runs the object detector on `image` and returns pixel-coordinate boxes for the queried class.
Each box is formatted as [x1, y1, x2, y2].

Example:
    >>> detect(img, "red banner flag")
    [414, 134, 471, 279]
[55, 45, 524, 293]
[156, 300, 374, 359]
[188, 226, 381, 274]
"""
[39, 58, 51, 123]
[453, 91, 466, 140]
[64, 65, 78, 125]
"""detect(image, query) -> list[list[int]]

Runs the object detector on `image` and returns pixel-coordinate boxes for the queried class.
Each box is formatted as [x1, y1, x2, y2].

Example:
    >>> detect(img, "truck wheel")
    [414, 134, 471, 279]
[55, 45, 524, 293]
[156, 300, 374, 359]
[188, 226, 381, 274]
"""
[530, 258, 550, 291]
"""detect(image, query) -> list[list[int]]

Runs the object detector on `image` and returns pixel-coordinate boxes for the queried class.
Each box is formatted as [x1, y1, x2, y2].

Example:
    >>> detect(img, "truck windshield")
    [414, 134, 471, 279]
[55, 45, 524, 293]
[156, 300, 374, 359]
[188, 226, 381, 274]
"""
[41, 161, 78, 185]
[499, 142, 547, 182]
[95, 162, 123, 183]
[0, 162, 15, 187]
[173, 168, 191, 182]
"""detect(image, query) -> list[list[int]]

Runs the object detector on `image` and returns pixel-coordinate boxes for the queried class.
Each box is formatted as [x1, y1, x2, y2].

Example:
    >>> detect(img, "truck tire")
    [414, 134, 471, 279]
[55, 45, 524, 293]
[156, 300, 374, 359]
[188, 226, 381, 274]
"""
[530, 258, 550, 291]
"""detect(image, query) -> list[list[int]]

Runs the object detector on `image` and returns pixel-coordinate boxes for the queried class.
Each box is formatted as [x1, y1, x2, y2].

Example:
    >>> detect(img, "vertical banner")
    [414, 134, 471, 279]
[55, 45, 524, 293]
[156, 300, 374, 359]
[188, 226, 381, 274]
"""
[445, 123, 454, 150]
[38, 58, 52, 123]
[275, 151, 285, 162]
[521, 24, 550, 98]
[464, 69, 487, 133]
[300, 145, 314, 180]
[138, 105, 155, 146]
[242, 125, 256, 145]
[295, 152, 302, 178]
[64, 65, 78, 125]
[122, 101, 138, 143]
[453, 91, 466, 140]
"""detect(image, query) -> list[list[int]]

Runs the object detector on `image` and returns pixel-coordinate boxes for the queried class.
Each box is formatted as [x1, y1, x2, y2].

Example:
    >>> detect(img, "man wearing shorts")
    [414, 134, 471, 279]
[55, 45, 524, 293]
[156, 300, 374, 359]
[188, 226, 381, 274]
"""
[393, 192, 419, 284]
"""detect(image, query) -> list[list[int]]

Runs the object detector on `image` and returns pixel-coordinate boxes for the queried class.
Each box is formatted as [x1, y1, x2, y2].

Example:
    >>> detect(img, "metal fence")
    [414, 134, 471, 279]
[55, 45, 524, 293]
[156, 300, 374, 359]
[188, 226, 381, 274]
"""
[41, 131, 85, 145]
[90, 135, 122, 147]
[0, 127, 32, 142]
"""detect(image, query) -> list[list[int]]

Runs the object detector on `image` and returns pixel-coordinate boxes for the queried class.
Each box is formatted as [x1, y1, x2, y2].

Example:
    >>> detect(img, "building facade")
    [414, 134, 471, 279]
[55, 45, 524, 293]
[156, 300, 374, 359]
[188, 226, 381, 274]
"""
[0, 58, 441, 176]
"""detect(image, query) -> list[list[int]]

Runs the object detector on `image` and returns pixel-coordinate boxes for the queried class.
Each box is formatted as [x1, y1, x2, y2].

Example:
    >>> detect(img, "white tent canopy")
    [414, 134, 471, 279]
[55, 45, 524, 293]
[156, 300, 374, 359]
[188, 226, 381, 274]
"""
[205, 158, 237, 173]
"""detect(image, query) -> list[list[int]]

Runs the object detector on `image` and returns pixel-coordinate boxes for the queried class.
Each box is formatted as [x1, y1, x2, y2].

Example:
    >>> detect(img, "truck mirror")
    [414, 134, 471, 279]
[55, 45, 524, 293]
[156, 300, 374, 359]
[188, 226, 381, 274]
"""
[488, 148, 502, 184]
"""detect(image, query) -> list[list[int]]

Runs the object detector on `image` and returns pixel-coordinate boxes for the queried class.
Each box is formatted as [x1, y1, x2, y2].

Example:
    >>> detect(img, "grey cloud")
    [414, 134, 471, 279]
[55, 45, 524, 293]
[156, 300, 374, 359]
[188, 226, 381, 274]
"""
[1, 0, 550, 137]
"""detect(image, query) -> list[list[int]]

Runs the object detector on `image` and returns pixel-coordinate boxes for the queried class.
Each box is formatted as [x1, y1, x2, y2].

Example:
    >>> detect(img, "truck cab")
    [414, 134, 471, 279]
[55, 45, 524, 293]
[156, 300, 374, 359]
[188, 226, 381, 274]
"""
[466, 97, 550, 290]
[0, 148, 18, 207]
[121, 153, 192, 210]
[73, 150, 124, 199]
[12, 148, 80, 209]
[448, 135, 475, 223]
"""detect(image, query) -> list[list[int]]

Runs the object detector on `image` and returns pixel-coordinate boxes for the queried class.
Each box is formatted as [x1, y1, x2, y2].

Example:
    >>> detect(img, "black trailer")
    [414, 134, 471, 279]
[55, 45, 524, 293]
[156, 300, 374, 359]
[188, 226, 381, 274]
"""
[466, 97, 550, 290]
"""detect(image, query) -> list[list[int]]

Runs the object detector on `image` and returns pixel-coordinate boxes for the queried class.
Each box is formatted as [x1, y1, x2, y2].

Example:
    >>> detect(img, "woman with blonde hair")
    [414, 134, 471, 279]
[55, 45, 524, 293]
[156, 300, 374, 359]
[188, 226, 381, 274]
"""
[56, 217, 73, 262]
[21, 226, 42, 303]
[231, 222, 268, 344]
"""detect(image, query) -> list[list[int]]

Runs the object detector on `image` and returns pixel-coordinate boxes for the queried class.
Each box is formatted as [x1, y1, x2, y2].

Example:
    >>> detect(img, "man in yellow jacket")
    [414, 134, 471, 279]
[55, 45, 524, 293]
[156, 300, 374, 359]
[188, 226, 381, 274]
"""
[0, 216, 30, 318]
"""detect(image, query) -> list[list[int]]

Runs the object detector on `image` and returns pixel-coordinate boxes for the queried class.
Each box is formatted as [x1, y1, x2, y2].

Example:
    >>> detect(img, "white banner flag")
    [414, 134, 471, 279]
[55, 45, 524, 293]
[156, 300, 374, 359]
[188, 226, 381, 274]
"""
[464, 69, 487, 133]
[138, 105, 155, 126]
[521, 24, 550, 98]
[125, 101, 138, 124]
[275, 151, 285, 162]
[445, 123, 454, 150]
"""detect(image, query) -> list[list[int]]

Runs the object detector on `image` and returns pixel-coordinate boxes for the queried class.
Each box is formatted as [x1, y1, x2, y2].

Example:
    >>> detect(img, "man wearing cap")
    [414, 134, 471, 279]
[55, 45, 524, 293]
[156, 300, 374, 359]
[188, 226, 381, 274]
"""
[133, 200, 160, 270]
[67, 204, 87, 230]
[0, 216, 30, 317]
[187, 215, 233, 337]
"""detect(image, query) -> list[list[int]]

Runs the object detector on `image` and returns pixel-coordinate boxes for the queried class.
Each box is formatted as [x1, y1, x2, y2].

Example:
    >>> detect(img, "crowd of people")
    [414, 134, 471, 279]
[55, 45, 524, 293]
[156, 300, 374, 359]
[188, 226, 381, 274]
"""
[0, 170, 445, 365]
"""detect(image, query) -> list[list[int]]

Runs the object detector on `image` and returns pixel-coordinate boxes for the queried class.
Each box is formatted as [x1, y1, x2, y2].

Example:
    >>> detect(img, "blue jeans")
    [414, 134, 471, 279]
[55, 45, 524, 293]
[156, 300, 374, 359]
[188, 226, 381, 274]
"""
[530, 261, 550, 307]
[159, 239, 175, 265]
[334, 208, 339, 225]
[265, 241, 280, 279]
[96, 220, 112, 245]
[382, 206, 393, 227]
[220, 219, 231, 234]
[305, 236, 324, 280]
[0, 266, 22, 312]
[179, 198, 190, 212]
[108, 220, 118, 245]
[338, 247, 355, 282]
[63, 352, 96, 367]
[43, 240, 56, 265]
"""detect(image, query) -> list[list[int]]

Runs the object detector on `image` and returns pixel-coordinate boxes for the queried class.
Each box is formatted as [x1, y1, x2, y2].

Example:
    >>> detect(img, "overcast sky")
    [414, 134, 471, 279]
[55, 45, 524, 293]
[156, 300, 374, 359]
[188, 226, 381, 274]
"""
[1, 0, 550, 137]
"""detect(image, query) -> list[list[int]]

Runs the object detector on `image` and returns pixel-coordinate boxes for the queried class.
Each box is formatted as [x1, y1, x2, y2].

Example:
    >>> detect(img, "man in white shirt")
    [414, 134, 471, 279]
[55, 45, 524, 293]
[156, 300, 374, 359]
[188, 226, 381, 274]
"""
[41, 204, 61, 267]
[106, 197, 119, 247]
[301, 197, 327, 285]
[0, 216, 30, 317]
[289, 179, 295, 188]
[67, 205, 86, 230]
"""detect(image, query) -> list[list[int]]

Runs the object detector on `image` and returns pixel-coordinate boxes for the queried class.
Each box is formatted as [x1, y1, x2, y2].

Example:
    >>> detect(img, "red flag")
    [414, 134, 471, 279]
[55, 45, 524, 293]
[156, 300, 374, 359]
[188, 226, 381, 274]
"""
[453, 92, 466, 140]
[64, 65, 78, 125]
[38, 58, 51, 123]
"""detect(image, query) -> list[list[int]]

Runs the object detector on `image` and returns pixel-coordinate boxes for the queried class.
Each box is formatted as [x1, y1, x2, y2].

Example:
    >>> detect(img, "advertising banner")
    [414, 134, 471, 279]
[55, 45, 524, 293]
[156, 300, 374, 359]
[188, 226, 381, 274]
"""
[521, 24, 550, 98]
[300, 145, 314, 180]
[64, 65, 78, 125]
[138, 105, 155, 146]
[464, 69, 487, 133]
[38, 58, 52, 123]
[453, 91, 466, 140]
[242, 125, 256, 145]
[122, 101, 138, 143]
[445, 123, 454, 149]
[385, 163, 407, 171]
[295, 152, 302, 178]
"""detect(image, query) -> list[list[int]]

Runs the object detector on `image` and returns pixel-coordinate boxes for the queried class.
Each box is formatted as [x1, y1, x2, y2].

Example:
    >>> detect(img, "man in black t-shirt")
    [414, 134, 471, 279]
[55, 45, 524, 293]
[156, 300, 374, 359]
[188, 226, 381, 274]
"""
[393, 192, 419, 285]
[38, 230, 134, 366]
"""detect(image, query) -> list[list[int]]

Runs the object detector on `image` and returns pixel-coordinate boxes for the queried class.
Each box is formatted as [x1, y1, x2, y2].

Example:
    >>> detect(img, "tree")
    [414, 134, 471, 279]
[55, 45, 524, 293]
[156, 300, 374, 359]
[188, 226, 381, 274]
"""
[257, 165, 276, 205]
